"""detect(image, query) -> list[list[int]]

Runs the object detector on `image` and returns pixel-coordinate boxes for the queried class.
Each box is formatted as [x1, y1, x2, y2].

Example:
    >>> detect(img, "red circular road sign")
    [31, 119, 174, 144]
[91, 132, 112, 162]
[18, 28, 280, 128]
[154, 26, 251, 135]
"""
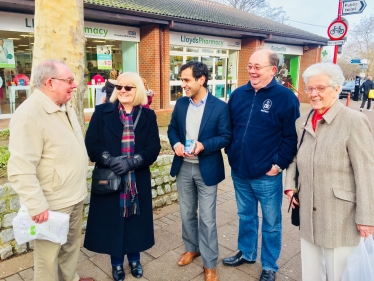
[328, 20, 348, 40]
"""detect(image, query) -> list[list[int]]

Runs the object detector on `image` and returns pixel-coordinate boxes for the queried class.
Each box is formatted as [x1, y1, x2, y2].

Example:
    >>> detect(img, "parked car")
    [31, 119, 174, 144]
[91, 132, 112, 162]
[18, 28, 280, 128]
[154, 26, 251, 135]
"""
[339, 80, 362, 100]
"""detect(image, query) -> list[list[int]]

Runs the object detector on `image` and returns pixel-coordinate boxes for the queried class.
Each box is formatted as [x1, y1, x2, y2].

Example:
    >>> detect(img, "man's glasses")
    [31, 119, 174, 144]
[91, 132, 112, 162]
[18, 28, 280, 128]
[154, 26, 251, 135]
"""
[247, 64, 273, 71]
[51, 78, 75, 85]
[305, 85, 334, 94]
[115, 85, 136, 91]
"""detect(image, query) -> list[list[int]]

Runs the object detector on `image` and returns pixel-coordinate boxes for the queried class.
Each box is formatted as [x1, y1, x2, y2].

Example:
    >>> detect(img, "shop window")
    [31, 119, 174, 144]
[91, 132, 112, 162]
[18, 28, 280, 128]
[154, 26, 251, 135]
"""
[215, 84, 225, 98]
[170, 55, 183, 81]
[201, 57, 213, 80]
[186, 56, 199, 63]
[201, 49, 214, 54]
[216, 49, 228, 54]
[170, 45, 183, 52]
[186, 47, 199, 53]
[170, 85, 183, 101]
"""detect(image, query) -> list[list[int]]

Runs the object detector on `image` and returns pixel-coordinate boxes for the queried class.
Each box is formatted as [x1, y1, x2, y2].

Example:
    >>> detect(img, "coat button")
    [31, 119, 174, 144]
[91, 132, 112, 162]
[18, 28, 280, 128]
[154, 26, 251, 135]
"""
[313, 207, 317, 211]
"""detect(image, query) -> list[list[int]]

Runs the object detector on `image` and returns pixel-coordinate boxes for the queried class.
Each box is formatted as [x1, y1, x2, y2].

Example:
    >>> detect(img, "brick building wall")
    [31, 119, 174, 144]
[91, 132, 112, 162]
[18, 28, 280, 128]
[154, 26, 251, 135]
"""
[238, 38, 264, 87]
[139, 24, 161, 110]
[298, 46, 322, 103]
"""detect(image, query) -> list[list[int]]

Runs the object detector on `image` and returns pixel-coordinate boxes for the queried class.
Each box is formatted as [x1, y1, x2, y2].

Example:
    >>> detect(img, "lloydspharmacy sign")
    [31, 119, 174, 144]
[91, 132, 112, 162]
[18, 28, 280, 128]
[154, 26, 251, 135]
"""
[170, 32, 241, 50]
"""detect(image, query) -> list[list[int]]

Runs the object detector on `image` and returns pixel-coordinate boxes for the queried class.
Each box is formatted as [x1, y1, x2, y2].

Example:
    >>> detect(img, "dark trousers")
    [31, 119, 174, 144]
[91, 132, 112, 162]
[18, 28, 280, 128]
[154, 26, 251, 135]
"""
[360, 94, 372, 109]
[110, 252, 140, 266]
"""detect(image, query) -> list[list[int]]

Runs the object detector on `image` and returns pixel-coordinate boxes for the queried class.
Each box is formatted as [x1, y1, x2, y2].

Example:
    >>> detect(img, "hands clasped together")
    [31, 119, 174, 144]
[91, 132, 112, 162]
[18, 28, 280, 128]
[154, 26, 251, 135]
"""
[102, 151, 143, 175]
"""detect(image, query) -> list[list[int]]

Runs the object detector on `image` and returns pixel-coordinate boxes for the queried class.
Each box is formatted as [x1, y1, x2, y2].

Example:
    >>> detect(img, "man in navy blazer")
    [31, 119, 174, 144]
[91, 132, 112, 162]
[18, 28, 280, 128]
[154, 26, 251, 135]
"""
[168, 61, 231, 281]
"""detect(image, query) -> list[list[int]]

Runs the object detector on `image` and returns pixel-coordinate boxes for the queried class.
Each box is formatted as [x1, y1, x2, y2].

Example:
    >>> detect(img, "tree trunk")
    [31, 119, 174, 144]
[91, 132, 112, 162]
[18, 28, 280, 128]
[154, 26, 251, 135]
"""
[32, 0, 86, 134]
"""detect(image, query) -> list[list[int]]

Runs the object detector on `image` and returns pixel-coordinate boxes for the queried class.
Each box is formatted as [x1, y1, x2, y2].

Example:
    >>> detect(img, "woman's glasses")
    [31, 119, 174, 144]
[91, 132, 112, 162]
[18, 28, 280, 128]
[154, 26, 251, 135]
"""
[115, 85, 136, 91]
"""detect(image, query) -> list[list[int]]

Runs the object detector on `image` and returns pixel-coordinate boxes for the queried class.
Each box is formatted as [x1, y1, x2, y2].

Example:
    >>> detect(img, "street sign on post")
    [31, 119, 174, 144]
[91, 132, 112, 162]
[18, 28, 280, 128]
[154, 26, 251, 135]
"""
[342, 0, 367, 15]
[327, 40, 346, 46]
[327, 20, 348, 40]
[350, 59, 361, 64]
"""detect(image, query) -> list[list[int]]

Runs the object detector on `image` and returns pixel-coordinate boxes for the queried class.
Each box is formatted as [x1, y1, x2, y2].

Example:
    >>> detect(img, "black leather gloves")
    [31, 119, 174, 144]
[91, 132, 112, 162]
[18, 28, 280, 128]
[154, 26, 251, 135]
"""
[101, 152, 143, 176]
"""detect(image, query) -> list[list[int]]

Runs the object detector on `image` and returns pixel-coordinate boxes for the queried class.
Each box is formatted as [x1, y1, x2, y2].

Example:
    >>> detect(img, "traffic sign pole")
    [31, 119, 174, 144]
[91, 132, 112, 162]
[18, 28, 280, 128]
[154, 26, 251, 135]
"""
[333, 0, 343, 64]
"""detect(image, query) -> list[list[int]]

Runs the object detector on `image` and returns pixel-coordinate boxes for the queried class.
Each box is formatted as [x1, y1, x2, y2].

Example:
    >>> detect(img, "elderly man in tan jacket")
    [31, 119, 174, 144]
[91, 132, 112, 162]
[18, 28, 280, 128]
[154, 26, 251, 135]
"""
[7, 60, 93, 281]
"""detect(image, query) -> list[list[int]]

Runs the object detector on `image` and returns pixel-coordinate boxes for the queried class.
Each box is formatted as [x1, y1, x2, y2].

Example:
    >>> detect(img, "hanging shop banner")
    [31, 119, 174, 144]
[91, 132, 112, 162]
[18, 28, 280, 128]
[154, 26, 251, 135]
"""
[96, 45, 112, 69]
[170, 32, 241, 50]
[0, 12, 140, 42]
[0, 39, 15, 68]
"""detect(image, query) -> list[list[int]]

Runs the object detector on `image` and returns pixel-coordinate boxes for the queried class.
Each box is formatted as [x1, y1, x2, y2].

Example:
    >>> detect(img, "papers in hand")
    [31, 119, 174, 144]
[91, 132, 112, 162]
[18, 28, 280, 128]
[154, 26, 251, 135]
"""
[12, 205, 70, 245]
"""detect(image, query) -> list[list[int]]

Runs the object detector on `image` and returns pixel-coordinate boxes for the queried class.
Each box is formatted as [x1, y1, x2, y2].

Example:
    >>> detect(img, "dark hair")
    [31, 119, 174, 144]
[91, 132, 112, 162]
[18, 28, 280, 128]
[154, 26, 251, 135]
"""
[180, 61, 208, 88]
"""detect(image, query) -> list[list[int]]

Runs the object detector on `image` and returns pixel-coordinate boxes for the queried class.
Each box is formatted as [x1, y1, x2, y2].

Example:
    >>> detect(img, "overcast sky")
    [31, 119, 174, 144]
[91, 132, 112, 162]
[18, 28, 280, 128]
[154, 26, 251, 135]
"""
[266, 0, 372, 59]
[266, 0, 371, 37]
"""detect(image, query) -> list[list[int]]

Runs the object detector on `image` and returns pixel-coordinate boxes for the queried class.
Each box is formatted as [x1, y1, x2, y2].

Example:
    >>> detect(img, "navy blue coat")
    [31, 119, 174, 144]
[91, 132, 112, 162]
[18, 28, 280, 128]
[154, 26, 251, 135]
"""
[167, 93, 232, 186]
[84, 101, 161, 257]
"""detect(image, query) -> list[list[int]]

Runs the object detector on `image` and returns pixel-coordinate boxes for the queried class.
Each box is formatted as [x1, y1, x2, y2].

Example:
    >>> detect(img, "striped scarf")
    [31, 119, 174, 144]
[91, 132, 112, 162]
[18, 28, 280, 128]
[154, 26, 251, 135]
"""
[118, 104, 139, 217]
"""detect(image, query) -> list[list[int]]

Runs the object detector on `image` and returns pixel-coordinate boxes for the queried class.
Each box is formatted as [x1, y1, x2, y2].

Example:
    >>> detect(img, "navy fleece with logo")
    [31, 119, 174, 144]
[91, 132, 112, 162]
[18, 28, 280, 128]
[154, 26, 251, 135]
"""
[227, 78, 300, 179]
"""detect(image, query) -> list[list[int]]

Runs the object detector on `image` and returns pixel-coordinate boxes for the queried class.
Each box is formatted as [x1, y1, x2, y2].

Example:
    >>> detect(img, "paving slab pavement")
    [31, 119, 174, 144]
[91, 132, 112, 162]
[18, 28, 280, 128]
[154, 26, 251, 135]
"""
[2, 100, 374, 280]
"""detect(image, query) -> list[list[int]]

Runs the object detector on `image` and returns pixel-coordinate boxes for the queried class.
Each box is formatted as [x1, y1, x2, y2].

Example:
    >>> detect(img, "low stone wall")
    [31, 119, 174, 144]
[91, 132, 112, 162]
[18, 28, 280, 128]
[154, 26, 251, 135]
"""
[0, 154, 177, 260]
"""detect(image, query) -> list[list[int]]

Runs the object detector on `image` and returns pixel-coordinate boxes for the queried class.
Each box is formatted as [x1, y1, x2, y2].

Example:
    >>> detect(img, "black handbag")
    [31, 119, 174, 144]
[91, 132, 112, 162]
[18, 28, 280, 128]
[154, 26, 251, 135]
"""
[90, 107, 142, 195]
[288, 109, 313, 227]
[91, 167, 122, 194]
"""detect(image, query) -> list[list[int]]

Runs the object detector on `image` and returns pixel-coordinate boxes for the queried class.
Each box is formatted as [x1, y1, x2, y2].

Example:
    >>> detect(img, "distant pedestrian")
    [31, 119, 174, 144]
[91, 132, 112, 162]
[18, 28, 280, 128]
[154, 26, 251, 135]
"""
[359, 76, 374, 111]
[168, 61, 232, 281]
[141, 77, 155, 109]
[7, 59, 93, 281]
[222, 49, 300, 281]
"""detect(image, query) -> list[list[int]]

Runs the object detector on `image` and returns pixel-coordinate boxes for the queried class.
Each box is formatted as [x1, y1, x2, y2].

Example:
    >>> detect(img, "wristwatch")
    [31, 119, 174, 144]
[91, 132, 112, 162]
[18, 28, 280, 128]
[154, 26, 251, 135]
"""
[274, 164, 282, 173]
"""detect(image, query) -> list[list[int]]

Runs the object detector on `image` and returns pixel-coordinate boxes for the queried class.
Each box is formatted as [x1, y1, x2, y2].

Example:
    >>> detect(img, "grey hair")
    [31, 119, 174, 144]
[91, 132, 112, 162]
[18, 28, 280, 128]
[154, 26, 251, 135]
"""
[32, 59, 66, 88]
[109, 72, 147, 106]
[302, 63, 345, 88]
[254, 47, 279, 68]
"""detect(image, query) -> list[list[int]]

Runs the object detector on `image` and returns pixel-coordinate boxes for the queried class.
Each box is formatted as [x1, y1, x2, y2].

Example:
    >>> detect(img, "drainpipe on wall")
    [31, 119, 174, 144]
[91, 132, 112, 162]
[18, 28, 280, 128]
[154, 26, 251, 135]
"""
[159, 26, 165, 109]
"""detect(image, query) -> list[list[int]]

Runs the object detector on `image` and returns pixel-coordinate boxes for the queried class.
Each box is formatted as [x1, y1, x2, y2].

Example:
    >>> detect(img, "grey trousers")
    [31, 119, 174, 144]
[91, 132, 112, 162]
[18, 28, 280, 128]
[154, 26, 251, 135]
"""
[177, 161, 219, 268]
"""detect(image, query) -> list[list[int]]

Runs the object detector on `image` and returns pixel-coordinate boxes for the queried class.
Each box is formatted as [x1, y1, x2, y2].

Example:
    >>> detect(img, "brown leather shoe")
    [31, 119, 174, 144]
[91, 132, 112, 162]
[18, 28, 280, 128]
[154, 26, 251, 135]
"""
[177, 251, 201, 266]
[204, 267, 219, 281]
[79, 278, 95, 281]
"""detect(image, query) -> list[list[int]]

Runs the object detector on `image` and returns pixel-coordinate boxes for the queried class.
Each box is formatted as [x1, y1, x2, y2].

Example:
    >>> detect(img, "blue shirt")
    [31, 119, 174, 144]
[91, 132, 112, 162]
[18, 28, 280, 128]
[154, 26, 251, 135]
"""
[189, 90, 208, 109]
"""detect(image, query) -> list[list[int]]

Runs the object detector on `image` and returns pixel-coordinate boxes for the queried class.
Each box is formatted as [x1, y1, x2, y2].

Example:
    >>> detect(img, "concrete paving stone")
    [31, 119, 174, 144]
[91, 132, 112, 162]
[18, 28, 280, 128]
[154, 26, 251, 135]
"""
[153, 224, 161, 230]
[217, 224, 239, 252]
[4, 274, 22, 281]
[276, 272, 297, 281]
[216, 209, 237, 228]
[143, 250, 202, 281]
[278, 252, 302, 281]
[165, 213, 180, 222]
[0, 252, 34, 279]
[216, 189, 226, 196]
[76, 259, 112, 281]
[158, 216, 174, 225]
[145, 229, 183, 258]
[18, 268, 33, 281]
[162, 220, 182, 238]
[235, 260, 263, 280]
[218, 182, 234, 192]
[216, 199, 237, 215]
[152, 203, 180, 220]
[80, 247, 99, 258]
[78, 250, 90, 263]
[153, 219, 167, 227]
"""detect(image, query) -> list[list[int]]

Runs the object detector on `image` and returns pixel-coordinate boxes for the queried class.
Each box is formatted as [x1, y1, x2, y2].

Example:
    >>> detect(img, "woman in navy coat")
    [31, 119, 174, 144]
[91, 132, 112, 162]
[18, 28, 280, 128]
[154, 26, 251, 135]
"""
[84, 72, 161, 281]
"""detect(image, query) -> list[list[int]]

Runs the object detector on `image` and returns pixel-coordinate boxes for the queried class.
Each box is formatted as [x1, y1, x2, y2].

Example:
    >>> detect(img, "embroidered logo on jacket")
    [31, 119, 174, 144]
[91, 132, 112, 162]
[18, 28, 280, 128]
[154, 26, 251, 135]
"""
[261, 99, 272, 113]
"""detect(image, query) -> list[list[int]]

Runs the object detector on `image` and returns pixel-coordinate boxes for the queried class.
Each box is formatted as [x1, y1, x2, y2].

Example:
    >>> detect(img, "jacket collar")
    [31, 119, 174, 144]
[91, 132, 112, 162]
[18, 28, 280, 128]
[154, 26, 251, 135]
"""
[245, 77, 278, 91]
[33, 88, 72, 113]
[322, 100, 344, 124]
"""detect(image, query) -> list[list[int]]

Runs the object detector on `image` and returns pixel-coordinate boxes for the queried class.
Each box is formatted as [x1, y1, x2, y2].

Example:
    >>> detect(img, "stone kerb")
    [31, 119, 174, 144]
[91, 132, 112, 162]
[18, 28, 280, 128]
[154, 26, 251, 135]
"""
[0, 154, 177, 260]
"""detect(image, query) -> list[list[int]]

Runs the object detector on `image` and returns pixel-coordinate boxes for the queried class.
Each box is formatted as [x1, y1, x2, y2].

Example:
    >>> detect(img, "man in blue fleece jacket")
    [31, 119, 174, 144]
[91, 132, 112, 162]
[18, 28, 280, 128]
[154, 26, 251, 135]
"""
[222, 49, 300, 281]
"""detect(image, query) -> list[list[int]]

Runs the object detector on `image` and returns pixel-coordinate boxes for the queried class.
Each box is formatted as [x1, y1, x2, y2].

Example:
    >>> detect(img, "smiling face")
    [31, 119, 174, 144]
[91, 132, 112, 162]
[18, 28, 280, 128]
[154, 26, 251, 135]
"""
[248, 49, 277, 91]
[46, 64, 76, 106]
[116, 77, 136, 106]
[307, 74, 340, 114]
[180, 67, 206, 99]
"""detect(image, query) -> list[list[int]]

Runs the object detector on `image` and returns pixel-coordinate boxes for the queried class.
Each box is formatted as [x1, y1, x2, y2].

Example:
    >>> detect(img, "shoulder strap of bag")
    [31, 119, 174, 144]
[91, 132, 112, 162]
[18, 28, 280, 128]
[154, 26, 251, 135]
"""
[295, 109, 314, 192]
[133, 106, 142, 130]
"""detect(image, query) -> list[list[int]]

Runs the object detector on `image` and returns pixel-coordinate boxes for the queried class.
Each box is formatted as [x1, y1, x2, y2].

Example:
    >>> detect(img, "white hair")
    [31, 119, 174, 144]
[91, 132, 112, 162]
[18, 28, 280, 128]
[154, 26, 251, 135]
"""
[302, 63, 345, 89]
